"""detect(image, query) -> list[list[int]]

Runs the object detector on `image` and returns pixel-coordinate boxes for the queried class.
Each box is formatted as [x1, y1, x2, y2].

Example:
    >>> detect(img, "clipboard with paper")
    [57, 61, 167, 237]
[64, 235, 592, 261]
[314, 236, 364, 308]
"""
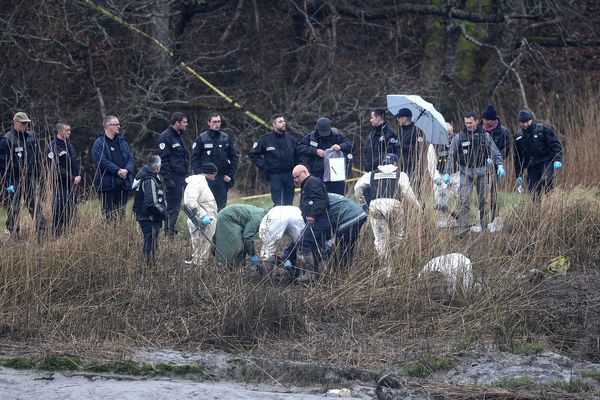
[323, 149, 346, 182]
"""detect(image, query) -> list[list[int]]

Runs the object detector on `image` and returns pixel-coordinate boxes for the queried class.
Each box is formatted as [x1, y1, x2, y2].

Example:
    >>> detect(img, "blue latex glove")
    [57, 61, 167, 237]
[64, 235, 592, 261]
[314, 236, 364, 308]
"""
[283, 260, 293, 269]
[434, 178, 443, 186]
[200, 215, 212, 225]
[497, 165, 506, 178]
[443, 173, 450, 184]
[250, 255, 259, 265]
[486, 158, 493, 165]
[516, 176, 523, 186]
[553, 161, 563, 170]
[361, 204, 369, 213]
[7, 185, 15, 194]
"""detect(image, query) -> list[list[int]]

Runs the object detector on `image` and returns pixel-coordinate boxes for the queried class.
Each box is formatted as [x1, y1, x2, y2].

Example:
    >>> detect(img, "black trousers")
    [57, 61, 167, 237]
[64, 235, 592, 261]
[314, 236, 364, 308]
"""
[100, 188, 129, 220]
[165, 176, 186, 236]
[53, 184, 77, 235]
[527, 161, 555, 200]
[138, 219, 162, 264]
[207, 175, 230, 211]
[334, 217, 367, 268]
[5, 179, 46, 236]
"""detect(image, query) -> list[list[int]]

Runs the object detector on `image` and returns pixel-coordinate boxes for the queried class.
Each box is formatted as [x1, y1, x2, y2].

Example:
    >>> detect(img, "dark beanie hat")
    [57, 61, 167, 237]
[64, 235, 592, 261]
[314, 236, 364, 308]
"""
[200, 162, 218, 174]
[481, 104, 498, 120]
[518, 109, 534, 123]
[395, 108, 412, 118]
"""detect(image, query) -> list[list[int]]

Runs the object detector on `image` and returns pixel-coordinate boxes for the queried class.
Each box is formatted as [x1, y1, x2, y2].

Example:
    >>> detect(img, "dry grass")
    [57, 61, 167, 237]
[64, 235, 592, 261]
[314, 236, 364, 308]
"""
[1, 92, 600, 371]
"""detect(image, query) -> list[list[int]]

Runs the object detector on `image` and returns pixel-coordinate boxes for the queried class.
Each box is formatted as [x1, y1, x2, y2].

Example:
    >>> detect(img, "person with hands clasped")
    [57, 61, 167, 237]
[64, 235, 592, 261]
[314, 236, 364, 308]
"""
[513, 109, 563, 199]
[442, 112, 505, 232]
[92, 115, 136, 220]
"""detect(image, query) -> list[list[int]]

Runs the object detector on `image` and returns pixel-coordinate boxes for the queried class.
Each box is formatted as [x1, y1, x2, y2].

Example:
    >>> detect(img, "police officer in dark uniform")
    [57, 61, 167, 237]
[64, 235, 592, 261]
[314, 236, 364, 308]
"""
[291, 164, 331, 282]
[444, 112, 504, 230]
[395, 108, 426, 196]
[296, 117, 354, 195]
[249, 114, 297, 206]
[0, 112, 47, 238]
[157, 111, 190, 237]
[132, 155, 167, 265]
[191, 112, 238, 211]
[46, 120, 81, 236]
[513, 109, 563, 199]
[480, 105, 511, 221]
[362, 108, 398, 172]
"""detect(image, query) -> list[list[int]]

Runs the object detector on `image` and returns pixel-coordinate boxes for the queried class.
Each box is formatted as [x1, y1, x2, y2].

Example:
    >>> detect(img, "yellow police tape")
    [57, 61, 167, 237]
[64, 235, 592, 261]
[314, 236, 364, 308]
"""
[84, 0, 366, 201]
[83, 0, 270, 130]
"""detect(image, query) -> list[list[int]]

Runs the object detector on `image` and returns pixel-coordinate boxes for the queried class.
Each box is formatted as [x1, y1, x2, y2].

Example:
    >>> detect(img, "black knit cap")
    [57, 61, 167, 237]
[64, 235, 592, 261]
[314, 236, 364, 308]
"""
[518, 109, 534, 123]
[200, 162, 218, 174]
[481, 104, 497, 120]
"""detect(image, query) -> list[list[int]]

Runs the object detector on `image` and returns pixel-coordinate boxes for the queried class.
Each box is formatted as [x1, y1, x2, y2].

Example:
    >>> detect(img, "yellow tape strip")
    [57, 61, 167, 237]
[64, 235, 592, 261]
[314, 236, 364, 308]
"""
[84, 0, 366, 201]
[84, 0, 270, 129]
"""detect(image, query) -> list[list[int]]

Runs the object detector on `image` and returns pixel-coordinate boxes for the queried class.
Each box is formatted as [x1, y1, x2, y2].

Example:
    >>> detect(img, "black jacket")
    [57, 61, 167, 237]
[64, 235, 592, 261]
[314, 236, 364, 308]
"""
[299, 175, 330, 220]
[191, 129, 239, 178]
[46, 137, 81, 187]
[157, 126, 190, 182]
[362, 123, 398, 172]
[92, 132, 136, 192]
[481, 121, 510, 160]
[397, 122, 424, 174]
[296, 130, 354, 179]
[0, 129, 42, 184]
[132, 166, 167, 221]
[514, 122, 563, 178]
[248, 130, 297, 175]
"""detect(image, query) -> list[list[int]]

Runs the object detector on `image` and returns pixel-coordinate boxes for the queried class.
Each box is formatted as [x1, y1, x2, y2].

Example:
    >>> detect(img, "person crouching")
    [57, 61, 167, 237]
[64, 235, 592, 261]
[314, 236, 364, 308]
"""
[133, 155, 167, 265]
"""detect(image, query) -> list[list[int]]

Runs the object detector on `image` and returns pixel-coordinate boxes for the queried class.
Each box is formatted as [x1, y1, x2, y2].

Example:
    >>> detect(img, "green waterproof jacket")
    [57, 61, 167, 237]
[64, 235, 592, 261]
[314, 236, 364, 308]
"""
[214, 204, 268, 264]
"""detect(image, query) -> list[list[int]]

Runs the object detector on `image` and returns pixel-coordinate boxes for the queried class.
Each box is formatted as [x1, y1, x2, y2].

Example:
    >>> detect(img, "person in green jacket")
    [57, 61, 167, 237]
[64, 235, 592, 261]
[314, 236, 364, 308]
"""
[213, 204, 269, 268]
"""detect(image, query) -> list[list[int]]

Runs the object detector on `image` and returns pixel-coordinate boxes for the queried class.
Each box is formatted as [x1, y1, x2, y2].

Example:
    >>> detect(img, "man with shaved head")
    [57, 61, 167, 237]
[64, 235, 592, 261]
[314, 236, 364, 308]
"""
[290, 164, 331, 282]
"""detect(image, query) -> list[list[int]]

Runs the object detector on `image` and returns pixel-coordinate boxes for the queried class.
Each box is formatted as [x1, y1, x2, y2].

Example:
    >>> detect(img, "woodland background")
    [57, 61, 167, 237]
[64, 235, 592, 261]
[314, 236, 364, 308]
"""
[1, 0, 598, 193]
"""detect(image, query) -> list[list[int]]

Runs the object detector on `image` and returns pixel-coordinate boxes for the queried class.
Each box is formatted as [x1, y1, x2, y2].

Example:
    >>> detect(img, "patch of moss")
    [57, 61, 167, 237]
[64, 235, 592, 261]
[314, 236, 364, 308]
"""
[512, 341, 544, 356]
[549, 377, 593, 393]
[402, 355, 452, 378]
[493, 375, 537, 389]
[39, 355, 80, 371]
[0, 357, 35, 369]
[155, 362, 205, 377]
[582, 370, 600, 382]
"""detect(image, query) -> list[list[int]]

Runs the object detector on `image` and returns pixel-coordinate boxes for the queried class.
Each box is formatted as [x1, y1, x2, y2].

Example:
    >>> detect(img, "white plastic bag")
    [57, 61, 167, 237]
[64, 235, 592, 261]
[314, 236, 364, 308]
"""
[323, 149, 346, 182]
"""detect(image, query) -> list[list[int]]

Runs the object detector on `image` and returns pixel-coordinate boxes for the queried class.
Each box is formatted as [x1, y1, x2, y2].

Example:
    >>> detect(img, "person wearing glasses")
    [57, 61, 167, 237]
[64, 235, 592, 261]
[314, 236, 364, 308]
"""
[0, 112, 47, 239]
[157, 112, 190, 238]
[290, 164, 331, 282]
[191, 112, 239, 211]
[92, 115, 136, 220]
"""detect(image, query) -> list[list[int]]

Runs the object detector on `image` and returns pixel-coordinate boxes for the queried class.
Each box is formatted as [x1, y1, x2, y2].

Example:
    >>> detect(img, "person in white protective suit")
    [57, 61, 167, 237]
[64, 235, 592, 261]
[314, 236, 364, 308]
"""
[258, 205, 305, 275]
[428, 122, 460, 227]
[183, 163, 219, 266]
[354, 153, 420, 261]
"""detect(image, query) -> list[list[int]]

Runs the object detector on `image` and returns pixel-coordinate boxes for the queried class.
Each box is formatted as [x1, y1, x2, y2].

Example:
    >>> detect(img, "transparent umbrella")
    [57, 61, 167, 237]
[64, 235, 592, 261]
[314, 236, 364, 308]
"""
[387, 94, 449, 145]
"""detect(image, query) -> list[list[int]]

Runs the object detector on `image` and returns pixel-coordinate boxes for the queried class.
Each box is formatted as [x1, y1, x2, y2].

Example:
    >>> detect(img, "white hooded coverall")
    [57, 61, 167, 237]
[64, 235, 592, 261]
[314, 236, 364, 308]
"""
[354, 164, 420, 257]
[183, 174, 218, 266]
[258, 206, 305, 261]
